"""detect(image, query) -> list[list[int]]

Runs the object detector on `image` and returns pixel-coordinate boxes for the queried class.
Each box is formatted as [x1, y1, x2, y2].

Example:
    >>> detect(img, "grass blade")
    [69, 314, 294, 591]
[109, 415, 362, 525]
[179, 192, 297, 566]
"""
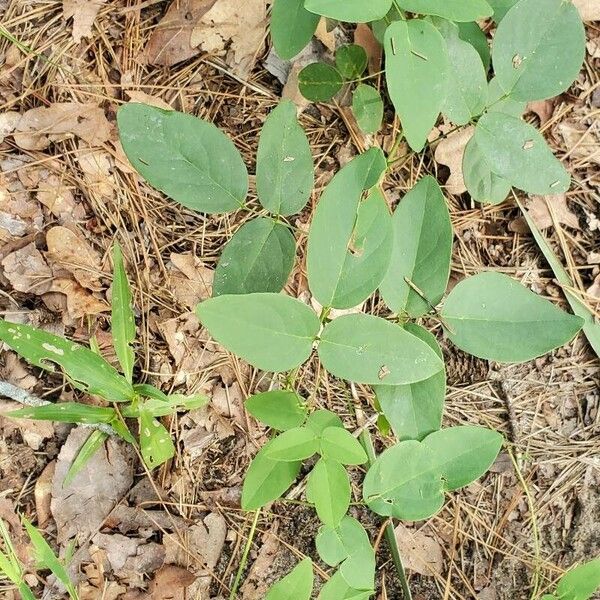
[63, 430, 109, 487]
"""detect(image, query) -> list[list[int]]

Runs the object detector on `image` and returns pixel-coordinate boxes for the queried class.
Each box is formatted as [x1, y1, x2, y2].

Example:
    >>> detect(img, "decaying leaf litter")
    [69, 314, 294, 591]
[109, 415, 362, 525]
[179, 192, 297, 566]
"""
[0, 0, 599, 599]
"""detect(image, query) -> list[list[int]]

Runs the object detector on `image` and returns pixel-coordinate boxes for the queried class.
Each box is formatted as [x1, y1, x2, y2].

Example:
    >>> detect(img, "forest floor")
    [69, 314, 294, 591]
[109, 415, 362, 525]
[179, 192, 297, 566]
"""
[0, 1, 599, 599]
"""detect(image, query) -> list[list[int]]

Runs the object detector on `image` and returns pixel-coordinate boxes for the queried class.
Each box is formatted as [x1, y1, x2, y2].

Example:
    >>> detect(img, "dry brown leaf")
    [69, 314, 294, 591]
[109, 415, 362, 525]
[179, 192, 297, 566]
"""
[12, 103, 111, 151]
[509, 195, 580, 233]
[147, 565, 197, 599]
[75, 144, 115, 199]
[0, 352, 37, 391]
[556, 121, 600, 166]
[212, 382, 245, 428]
[587, 274, 600, 301]
[126, 91, 174, 111]
[51, 427, 135, 542]
[282, 62, 310, 112]
[395, 523, 444, 576]
[240, 527, 280, 599]
[48, 278, 109, 320]
[0, 112, 20, 143]
[573, 0, 600, 20]
[526, 99, 554, 125]
[315, 18, 336, 53]
[354, 23, 382, 75]
[168, 252, 213, 309]
[63, 0, 107, 42]
[37, 173, 84, 223]
[1, 242, 53, 294]
[34, 460, 56, 528]
[434, 126, 474, 195]
[0, 399, 55, 450]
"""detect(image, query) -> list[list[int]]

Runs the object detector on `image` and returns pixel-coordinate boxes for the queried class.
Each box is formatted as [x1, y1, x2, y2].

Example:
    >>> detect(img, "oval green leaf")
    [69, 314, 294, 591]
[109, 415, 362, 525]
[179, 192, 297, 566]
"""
[117, 103, 247, 213]
[320, 427, 368, 465]
[557, 558, 600, 600]
[196, 293, 320, 372]
[256, 100, 314, 216]
[307, 409, 344, 436]
[487, 0, 518, 23]
[457, 22, 490, 71]
[265, 427, 319, 461]
[306, 458, 350, 527]
[352, 84, 384, 134]
[298, 63, 344, 102]
[271, 0, 320, 60]
[336, 45, 368, 80]
[213, 218, 296, 296]
[266, 558, 314, 600]
[304, 0, 393, 22]
[397, 0, 493, 21]
[245, 390, 307, 431]
[318, 313, 444, 385]
[441, 272, 583, 362]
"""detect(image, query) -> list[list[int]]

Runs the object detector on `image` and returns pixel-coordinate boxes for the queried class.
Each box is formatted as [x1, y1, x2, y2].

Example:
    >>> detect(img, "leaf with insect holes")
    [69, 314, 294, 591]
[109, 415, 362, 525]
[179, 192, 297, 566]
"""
[299, 63, 344, 102]
[352, 84, 384, 134]
[422, 426, 503, 490]
[63, 430, 109, 487]
[397, 0, 493, 21]
[213, 218, 296, 296]
[242, 438, 302, 509]
[266, 558, 314, 600]
[4, 402, 116, 425]
[374, 324, 445, 442]
[307, 149, 390, 309]
[473, 112, 570, 195]
[0, 320, 134, 401]
[380, 176, 452, 317]
[492, 0, 585, 101]
[363, 440, 444, 520]
[384, 19, 449, 151]
[139, 410, 175, 469]
[556, 558, 600, 600]
[336, 45, 368, 80]
[306, 458, 350, 528]
[320, 427, 367, 465]
[264, 427, 319, 461]
[318, 313, 444, 385]
[197, 293, 320, 372]
[117, 103, 248, 213]
[271, 0, 320, 60]
[441, 272, 583, 362]
[304, 0, 393, 23]
[111, 243, 135, 383]
[457, 22, 490, 71]
[245, 390, 308, 431]
[256, 100, 314, 216]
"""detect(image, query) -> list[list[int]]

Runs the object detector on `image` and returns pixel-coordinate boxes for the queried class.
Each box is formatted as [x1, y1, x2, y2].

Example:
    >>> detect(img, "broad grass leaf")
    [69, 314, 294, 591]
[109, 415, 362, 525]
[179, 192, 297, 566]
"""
[266, 558, 314, 600]
[271, 0, 320, 60]
[306, 458, 350, 527]
[256, 100, 314, 216]
[397, 0, 493, 21]
[318, 313, 444, 385]
[245, 390, 307, 431]
[362, 440, 444, 520]
[139, 410, 175, 469]
[213, 218, 296, 295]
[264, 427, 319, 461]
[320, 427, 367, 465]
[111, 243, 135, 383]
[556, 558, 600, 600]
[492, 0, 585, 101]
[336, 45, 368, 80]
[122, 394, 208, 418]
[0, 320, 135, 401]
[307, 409, 344, 435]
[384, 19, 449, 151]
[374, 324, 445, 441]
[352, 84, 384, 134]
[441, 272, 584, 362]
[196, 293, 320, 372]
[117, 103, 248, 213]
[473, 112, 570, 195]
[422, 426, 503, 490]
[4, 403, 116, 424]
[298, 63, 344, 102]
[63, 430, 108, 487]
[242, 438, 301, 509]
[457, 22, 490, 71]
[380, 176, 452, 316]
[307, 150, 390, 309]
[304, 0, 393, 22]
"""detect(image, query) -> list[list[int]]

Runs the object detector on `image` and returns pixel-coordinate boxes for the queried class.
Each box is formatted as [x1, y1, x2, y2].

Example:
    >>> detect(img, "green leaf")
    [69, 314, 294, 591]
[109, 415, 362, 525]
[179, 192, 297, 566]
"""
[197, 293, 320, 372]
[319, 313, 444, 385]
[363, 440, 444, 520]
[4, 402, 116, 425]
[242, 438, 301, 509]
[266, 558, 314, 600]
[213, 218, 296, 295]
[397, 0, 493, 21]
[111, 243, 135, 383]
[139, 410, 175, 469]
[265, 427, 319, 461]
[441, 272, 583, 362]
[134, 383, 169, 402]
[304, 0, 393, 22]
[307, 149, 391, 309]
[485, 77, 526, 118]
[352, 84, 384, 134]
[557, 558, 600, 600]
[117, 103, 248, 213]
[306, 458, 350, 527]
[336, 45, 368, 80]
[271, 0, 320, 60]
[541, 596, 557, 600]
[384, 19, 449, 151]
[122, 393, 208, 418]
[109, 417, 136, 444]
[0, 320, 134, 402]
[473, 112, 570, 195]
[63, 430, 108, 487]
[245, 390, 307, 431]
[492, 0, 585, 101]
[256, 100, 314, 216]
[320, 427, 367, 465]
[340, 545, 376, 591]
[374, 323, 445, 441]
[316, 516, 372, 567]
[457, 22, 490, 72]
[319, 571, 373, 600]
[422, 426, 503, 490]
[307, 409, 344, 436]
[298, 63, 344, 102]
[487, 0, 517, 22]
[380, 176, 452, 317]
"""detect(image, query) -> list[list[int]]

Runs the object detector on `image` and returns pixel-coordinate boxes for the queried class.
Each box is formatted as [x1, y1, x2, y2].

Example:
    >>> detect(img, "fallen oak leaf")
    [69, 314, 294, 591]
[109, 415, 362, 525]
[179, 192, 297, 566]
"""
[434, 126, 474, 195]
[1, 242, 53, 294]
[63, 0, 108, 43]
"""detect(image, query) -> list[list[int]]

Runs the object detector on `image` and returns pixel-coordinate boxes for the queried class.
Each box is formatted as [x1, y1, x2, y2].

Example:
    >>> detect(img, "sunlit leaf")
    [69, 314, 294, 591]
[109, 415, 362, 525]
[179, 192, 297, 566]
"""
[306, 458, 350, 527]
[266, 558, 314, 600]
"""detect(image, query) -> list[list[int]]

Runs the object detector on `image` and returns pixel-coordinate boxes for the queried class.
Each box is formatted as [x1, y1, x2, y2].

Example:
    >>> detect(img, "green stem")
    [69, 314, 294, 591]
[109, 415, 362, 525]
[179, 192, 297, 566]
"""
[229, 509, 261, 600]
[360, 430, 413, 600]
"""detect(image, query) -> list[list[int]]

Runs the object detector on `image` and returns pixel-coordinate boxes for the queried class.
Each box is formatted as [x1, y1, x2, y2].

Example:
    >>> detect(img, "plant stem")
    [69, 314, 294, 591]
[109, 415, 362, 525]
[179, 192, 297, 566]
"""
[229, 509, 260, 600]
[359, 430, 413, 600]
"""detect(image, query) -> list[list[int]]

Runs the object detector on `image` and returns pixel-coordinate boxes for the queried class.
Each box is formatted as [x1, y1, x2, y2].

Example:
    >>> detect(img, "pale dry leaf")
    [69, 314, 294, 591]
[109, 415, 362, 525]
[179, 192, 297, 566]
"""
[63, 0, 107, 42]
[354, 23, 382, 75]
[179, 403, 235, 456]
[0, 112, 20, 143]
[394, 523, 444, 576]
[212, 382, 245, 428]
[556, 121, 600, 166]
[0, 173, 44, 240]
[1, 242, 53, 294]
[587, 273, 600, 301]
[315, 18, 336, 53]
[573, 0, 600, 20]
[75, 144, 115, 199]
[240, 526, 280, 599]
[282, 62, 310, 112]
[34, 460, 56, 528]
[148, 565, 197, 600]
[509, 195, 580, 232]
[48, 278, 109, 320]
[36, 173, 82, 223]
[168, 252, 214, 309]
[51, 427, 135, 542]
[434, 126, 474, 195]
[126, 90, 174, 111]
[0, 399, 55, 450]
[526, 99, 554, 125]
[79, 580, 125, 600]
[0, 352, 37, 391]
